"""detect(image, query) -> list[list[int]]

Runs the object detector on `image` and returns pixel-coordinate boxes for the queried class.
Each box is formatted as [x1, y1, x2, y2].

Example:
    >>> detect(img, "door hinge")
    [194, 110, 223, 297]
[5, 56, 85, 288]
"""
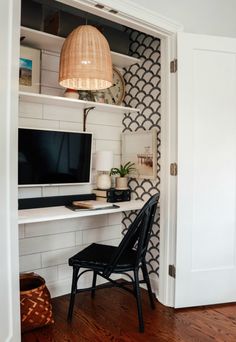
[170, 59, 177, 73]
[170, 163, 178, 176]
[169, 264, 176, 278]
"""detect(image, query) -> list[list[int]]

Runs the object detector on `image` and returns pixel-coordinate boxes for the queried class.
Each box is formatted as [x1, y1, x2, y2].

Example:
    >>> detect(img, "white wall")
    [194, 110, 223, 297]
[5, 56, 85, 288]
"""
[131, 0, 236, 37]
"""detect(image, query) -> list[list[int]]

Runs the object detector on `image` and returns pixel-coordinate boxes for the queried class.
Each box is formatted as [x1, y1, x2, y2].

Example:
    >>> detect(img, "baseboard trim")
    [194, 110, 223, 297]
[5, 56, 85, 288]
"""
[47, 278, 71, 298]
[150, 276, 159, 299]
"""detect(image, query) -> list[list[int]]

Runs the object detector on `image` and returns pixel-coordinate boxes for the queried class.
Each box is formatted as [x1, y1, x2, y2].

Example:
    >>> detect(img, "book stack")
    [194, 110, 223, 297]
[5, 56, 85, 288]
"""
[93, 188, 131, 203]
[93, 189, 109, 202]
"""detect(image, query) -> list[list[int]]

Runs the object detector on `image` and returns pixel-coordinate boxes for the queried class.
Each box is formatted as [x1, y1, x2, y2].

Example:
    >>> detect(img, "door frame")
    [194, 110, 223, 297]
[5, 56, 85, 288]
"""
[58, 0, 181, 306]
[0, 0, 21, 341]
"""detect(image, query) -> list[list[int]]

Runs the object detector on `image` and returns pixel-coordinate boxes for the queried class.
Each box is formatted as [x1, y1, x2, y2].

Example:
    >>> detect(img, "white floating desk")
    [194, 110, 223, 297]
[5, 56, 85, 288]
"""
[18, 200, 145, 225]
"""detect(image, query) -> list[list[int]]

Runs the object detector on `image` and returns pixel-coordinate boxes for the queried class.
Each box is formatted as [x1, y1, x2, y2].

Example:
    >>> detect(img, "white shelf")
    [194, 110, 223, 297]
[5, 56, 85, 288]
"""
[19, 92, 139, 114]
[20, 26, 140, 69]
[110, 51, 140, 69]
[18, 200, 145, 224]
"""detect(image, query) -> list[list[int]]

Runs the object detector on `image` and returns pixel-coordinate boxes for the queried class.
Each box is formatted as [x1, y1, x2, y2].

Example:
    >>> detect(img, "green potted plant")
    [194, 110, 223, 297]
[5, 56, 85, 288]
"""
[110, 161, 136, 189]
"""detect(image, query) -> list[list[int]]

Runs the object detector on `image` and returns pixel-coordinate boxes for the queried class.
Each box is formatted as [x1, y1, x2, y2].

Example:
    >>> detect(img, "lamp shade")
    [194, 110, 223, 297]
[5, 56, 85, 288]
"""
[59, 25, 113, 90]
[96, 151, 113, 171]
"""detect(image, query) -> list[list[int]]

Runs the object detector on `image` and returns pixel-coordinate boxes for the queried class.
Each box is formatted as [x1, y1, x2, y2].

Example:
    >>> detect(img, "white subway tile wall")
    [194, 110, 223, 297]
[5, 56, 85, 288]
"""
[20, 253, 41, 272]
[18, 187, 42, 199]
[19, 50, 124, 297]
[19, 232, 76, 255]
[41, 246, 84, 268]
[19, 224, 25, 239]
[81, 224, 122, 245]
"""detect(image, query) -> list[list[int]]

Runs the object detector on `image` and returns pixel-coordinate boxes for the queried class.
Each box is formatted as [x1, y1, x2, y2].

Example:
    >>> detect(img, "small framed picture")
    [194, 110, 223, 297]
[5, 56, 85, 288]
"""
[121, 128, 157, 179]
[19, 46, 41, 93]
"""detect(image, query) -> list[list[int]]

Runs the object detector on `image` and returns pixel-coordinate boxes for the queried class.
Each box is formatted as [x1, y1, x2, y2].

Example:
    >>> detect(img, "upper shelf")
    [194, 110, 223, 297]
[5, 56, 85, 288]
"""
[19, 91, 139, 114]
[20, 27, 140, 69]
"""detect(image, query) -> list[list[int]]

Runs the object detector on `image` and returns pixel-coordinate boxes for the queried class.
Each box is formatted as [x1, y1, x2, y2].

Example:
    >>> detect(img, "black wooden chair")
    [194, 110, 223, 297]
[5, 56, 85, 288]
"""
[67, 193, 159, 332]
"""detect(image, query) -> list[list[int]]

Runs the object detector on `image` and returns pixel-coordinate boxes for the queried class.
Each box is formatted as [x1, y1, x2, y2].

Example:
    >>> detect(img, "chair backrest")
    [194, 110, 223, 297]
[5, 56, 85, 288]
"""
[104, 193, 159, 277]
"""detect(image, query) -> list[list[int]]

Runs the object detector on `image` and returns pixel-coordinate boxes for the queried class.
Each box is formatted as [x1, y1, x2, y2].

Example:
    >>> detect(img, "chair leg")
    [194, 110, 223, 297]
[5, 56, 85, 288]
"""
[142, 262, 155, 309]
[134, 269, 144, 333]
[67, 266, 79, 321]
[91, 271, 97, 298]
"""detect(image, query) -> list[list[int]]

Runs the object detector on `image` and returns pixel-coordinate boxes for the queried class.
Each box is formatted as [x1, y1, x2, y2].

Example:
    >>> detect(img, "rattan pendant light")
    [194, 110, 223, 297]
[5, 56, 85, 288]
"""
[59, 25, 113, 90]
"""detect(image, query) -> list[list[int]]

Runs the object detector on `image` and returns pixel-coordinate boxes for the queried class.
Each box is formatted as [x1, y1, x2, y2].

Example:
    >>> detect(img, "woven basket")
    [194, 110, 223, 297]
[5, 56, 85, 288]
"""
[20, 273, 54, 333]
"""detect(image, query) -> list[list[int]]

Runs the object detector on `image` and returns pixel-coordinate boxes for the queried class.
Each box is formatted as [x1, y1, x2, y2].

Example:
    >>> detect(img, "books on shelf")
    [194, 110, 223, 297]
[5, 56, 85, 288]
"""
[93, 189, 108, 198]
[96, 196, 108, 202]
[93, 189, 109, 202]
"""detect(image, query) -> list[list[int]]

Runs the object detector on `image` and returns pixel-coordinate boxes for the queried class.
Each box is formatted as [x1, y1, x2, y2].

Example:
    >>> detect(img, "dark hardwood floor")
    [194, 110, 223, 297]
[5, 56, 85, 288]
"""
[22, 286, 236, 341]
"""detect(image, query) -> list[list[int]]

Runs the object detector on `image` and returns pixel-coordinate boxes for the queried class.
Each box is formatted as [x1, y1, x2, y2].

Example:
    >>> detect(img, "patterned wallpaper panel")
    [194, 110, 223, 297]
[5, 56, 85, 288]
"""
[122, 30, 161, 279]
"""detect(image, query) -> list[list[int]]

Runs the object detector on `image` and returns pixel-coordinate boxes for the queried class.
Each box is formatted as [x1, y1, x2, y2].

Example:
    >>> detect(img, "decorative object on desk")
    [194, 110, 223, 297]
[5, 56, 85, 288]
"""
[19, 46, 41, 93]
[94, 188, 131, 202]
[92, 91, 105, 103]
[121, 129, 157, 179]
[100, 67, 125, 105]
[64, 88, 79, 99]
[72, 200, 115, 210]
[20, 272, 54, 333]
[96, 150, 113, 190]
[107, 188, 131, 202]
[79, 90, 94, 102]
[93, 188, 109, 199]
[110, 161, 136, 189]
[59, 25, 112, 91]
[18, 193, 96, 210]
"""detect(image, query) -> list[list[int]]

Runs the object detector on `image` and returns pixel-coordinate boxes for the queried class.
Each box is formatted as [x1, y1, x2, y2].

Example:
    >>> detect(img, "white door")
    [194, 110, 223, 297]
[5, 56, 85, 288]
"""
[175, 32, 236, 307]
[0, 0, 21, 340]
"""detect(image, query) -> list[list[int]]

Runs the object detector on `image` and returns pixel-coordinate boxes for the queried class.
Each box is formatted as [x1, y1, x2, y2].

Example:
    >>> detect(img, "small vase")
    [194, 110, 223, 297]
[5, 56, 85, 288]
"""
[97, 173, 111, 190]
[115, 177, 128, 189]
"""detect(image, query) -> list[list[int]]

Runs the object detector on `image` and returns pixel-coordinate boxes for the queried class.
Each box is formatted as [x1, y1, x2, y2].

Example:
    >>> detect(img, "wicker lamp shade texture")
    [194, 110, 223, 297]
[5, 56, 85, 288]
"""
[59, 25, 113, 90]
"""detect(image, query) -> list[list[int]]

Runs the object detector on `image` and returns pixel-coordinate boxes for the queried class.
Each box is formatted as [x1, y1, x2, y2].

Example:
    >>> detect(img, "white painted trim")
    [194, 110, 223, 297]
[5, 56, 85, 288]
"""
[149, 276, 159, 299]
[58, 0, 183, 37]
[0, 0, 21, 341]
[96, 0, 183, 34]
[48, 278, 72, 298]
[159, 35, 178, 307]
[57, 0, 183, 38]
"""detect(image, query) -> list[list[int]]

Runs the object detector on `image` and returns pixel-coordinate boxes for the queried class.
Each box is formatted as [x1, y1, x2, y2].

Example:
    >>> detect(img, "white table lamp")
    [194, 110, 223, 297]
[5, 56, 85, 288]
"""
[95, 151, 113, 190]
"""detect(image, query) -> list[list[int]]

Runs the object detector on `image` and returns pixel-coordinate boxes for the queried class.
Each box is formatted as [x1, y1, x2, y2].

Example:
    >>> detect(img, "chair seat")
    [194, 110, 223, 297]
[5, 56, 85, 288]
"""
[69, 243, 137, 272]
[67, 194, 159, 332]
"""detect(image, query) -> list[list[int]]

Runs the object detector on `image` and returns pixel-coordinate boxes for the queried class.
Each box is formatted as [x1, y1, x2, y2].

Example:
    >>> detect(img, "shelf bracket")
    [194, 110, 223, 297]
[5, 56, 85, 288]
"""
[83, 106, 95, 132]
